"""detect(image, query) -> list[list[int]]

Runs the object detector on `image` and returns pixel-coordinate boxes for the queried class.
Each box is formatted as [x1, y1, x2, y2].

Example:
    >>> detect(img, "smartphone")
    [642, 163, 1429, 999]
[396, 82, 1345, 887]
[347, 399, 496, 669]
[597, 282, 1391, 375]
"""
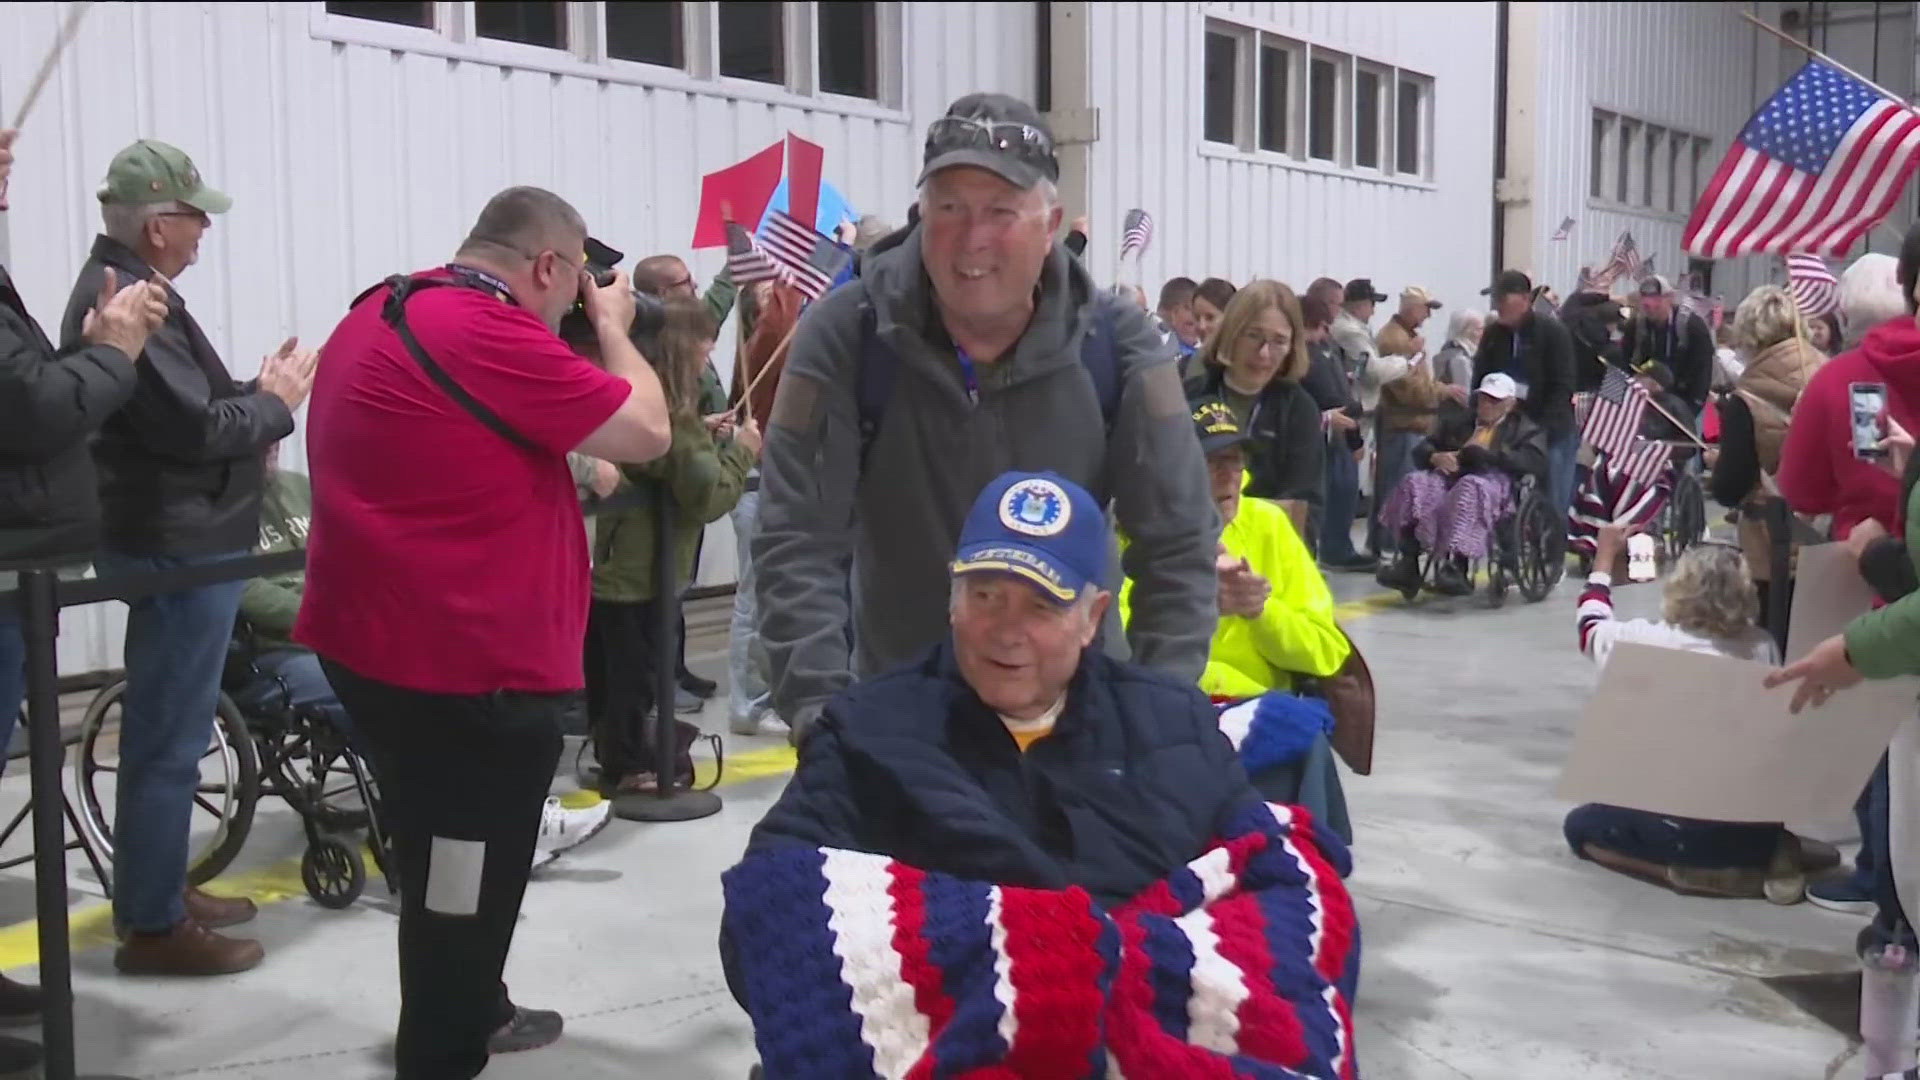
[1850, 382, 1889, 459]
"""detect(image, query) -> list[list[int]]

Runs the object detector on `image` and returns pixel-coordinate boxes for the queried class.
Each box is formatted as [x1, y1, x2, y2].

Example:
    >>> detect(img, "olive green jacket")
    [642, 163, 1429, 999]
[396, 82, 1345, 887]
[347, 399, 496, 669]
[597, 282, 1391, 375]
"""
[1846, 482, 1920, 678]
[590, 409, 754, 603]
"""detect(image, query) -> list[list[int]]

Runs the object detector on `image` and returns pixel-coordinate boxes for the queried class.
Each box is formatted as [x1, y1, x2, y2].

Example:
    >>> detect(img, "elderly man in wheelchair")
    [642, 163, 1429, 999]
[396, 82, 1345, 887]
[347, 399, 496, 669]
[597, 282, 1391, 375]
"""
[1375, 372, 1551, 599]
[720, 471, 1360, 1080]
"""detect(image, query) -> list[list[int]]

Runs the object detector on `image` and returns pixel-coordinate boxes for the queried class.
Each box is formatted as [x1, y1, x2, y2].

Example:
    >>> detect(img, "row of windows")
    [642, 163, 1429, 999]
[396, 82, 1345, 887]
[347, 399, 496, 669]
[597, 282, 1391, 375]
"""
[324, 1, 885, 102]
[1589, 109, 1711, 216]
[1203, 19, 1432, 181]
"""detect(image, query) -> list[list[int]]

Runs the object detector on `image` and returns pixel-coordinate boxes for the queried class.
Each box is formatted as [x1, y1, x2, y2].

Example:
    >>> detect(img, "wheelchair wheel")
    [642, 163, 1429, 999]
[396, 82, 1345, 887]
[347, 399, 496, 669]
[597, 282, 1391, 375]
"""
[301, 835, 364, 909]
[74, 681, 260, 889]
[1668, 476, 1707, 557]
[267, 714, 371, 832]
[1513, 492, 1561, 603]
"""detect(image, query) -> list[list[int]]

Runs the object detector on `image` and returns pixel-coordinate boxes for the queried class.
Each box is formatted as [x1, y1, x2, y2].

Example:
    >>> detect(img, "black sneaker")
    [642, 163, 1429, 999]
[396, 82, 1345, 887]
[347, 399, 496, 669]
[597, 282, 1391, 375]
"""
[677, 670, 717, 700]
[1375, 557, 1421, 598]
[1433, 560, 1473, 597]
[488, 1005, 564, 1054]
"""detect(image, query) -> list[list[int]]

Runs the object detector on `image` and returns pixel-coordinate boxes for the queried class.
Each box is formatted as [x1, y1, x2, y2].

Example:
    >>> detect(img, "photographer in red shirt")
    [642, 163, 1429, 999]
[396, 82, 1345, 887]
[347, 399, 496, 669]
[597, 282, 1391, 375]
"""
[296, 187, 670, 1079]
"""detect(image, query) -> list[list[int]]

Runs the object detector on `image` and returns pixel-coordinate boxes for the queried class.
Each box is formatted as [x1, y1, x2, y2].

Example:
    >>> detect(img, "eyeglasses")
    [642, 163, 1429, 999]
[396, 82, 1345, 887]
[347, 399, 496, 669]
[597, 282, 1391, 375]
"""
[1240, 328, 1293, 353]
[925, 116, 1058, 179]
[156, 210, 211, 227]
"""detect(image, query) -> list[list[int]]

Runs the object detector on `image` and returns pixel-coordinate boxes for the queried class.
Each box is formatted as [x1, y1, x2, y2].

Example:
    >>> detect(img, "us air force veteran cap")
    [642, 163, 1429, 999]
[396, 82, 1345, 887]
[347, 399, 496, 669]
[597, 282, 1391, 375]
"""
[97, 139, 231, 214]
[951, 471, 1108, 604]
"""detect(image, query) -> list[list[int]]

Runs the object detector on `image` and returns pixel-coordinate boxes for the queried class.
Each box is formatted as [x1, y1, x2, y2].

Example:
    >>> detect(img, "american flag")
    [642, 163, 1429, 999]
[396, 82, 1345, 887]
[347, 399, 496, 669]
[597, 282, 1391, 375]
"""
[1119, 208, 1154, 261]
[1606, 231, 1643, 283]
[725, 221, 784, 287]
[1551, 216, 1576, 242]
[1582, 367, 1669, 489]
[1785, 252, 1840, 317]
[1684, 60, 1920, 259]
[760, 208, 851, 301]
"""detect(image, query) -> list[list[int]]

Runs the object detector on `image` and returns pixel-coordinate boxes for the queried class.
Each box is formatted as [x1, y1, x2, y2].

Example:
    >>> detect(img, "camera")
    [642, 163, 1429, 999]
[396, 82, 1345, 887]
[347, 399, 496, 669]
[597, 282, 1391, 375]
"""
[559, 237, 665, 347]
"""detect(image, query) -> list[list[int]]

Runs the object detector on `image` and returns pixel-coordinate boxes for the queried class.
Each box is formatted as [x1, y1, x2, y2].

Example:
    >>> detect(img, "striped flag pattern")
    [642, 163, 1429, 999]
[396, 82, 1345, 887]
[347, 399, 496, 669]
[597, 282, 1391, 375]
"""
[723, 801, 1360, 1079]
[761, 208, 845, 301]
[725, 221, 784, 287]
[1551, 216, 1576, 242]
[1785, 252, 1840, 318]
[1684, 60, 1920, 259]
[1581, 367, 1669, 489]
[1119, 208, 1154, 261]
[1608, 231, 1643, 284]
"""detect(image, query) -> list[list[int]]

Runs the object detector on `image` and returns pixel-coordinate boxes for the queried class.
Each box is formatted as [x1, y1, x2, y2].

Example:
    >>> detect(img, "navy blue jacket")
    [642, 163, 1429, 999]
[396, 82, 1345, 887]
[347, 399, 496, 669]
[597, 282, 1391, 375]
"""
[745, 640, 1258, 908]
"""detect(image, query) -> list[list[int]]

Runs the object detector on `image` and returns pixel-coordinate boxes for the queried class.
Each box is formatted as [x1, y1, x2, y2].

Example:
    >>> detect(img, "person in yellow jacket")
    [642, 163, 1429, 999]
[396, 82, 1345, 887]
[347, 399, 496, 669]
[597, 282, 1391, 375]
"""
[1122, 399, 1350, 697]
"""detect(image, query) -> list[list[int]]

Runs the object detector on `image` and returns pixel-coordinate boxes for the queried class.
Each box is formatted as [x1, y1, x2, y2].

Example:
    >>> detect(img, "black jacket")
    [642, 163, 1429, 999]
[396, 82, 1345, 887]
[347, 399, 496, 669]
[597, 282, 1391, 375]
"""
[1471, 312, 1576, 436]
[58, 237, 293, 557]
[1186, 366, 1326, 516]
[1300, 339, 1363, 451]
[0, 263, 138, 564]
[744, 642, 1258, 908]
[1560, 292, 1628, 393]
[1623, 311, 1714, 414]
[1414, 407, 1549, 480]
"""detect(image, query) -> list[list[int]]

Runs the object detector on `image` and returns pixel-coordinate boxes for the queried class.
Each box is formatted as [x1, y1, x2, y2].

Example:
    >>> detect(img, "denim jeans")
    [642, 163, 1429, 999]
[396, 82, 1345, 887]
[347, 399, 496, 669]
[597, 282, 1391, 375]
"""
[1368, 428, 1421, 554]
[1320, 436, 1362, 562]
[254, 648, 353, 740]
[1547, 428, 1579, 520]
[727, 484, 773, 726]
[94, 549, 249, 933]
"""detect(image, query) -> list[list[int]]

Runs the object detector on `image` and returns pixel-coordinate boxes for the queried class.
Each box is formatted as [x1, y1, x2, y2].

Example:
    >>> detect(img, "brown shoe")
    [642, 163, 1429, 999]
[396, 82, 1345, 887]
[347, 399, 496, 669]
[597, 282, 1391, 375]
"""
[114, 920, 264, 977]
[185, 887, 257, 929]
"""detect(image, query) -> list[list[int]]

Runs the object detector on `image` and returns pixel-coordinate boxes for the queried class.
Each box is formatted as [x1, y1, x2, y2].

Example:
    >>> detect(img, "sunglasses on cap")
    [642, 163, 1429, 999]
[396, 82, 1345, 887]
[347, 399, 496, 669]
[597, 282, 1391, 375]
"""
[924, 116, 1057, 175]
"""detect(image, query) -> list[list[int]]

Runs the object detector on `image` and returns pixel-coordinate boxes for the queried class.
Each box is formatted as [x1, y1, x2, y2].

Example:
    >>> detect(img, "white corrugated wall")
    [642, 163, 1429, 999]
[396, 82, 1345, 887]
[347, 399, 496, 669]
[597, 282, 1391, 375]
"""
[1527, 2, 1770, 303]
[1078, 2, 1500, 320]
[0, 0, 1033, 677]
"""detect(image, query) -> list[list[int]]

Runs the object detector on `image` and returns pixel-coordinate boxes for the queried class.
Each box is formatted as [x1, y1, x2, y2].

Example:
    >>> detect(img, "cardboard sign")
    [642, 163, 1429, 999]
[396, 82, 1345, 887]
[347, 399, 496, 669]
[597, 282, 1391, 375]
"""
[1558, 642, 1915, 822]
[1787, 541, 1880, 663]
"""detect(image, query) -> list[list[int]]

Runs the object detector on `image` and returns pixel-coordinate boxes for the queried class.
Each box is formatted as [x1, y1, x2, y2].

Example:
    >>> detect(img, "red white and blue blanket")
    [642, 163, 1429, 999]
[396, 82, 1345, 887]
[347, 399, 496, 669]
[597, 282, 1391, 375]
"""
[722, 800, 1360, 1079]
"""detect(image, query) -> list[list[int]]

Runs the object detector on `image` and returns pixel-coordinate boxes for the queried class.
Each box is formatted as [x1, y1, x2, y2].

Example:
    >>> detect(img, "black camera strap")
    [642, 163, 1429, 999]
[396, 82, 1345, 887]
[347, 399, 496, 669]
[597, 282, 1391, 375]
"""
[361, 273, 542, 453]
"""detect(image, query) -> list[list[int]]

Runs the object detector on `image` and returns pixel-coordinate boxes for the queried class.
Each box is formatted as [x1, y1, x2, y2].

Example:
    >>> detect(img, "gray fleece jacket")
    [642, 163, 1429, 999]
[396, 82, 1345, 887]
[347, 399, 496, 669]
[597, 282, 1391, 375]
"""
[753, 226, 1218, 735]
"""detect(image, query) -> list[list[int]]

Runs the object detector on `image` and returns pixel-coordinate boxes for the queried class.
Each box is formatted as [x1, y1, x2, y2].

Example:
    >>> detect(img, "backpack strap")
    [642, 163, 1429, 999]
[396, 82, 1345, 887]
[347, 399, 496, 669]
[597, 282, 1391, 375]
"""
[854, 303, 895, 470]
[375, 274, 542, 453]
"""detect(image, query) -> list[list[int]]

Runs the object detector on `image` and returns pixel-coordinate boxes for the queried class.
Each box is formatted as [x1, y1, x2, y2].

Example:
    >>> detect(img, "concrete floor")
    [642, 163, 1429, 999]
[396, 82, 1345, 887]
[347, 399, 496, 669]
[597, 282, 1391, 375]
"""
[0, 572, 1881, 1079]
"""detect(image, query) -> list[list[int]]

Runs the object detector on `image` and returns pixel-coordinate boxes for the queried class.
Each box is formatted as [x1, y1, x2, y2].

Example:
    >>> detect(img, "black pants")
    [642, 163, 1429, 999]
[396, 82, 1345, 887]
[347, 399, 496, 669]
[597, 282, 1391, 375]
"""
[320, 658, 565, 1080]
[584, 597, 664, 786]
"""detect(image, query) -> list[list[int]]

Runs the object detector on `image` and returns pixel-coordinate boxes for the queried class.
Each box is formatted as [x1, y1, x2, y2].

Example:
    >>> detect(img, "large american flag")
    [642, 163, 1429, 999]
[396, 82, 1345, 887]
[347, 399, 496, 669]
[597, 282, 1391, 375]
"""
[1582, 367, 1670, 490]
[1684, 60, 1920, 259]
[1785, 252, 1840, 318]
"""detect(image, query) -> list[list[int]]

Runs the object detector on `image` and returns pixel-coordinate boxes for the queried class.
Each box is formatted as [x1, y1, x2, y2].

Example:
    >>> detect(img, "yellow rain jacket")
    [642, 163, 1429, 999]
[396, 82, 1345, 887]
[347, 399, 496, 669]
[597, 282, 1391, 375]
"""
[1121, 493, 1350, 697]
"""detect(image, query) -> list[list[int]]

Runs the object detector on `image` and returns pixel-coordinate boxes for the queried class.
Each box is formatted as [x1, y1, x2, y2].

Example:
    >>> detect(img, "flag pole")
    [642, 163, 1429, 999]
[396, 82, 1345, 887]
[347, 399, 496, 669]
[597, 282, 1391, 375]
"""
[1583, 351, 1712, 451]
[1739, 9, 1912, 107]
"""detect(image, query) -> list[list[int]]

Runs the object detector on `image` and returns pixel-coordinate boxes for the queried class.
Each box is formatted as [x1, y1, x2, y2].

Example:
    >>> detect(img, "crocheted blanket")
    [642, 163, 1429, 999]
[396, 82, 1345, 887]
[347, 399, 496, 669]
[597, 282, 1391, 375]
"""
[722, 801, 1360, 1079]
[1216, 693, 1337, 776]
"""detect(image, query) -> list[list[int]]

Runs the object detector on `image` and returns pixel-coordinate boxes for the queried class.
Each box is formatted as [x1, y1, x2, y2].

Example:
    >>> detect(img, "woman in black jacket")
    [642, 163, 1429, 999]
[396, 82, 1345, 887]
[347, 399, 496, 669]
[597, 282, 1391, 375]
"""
[1376, 372, 1548, 597]
[1185, 280, 1325, 547]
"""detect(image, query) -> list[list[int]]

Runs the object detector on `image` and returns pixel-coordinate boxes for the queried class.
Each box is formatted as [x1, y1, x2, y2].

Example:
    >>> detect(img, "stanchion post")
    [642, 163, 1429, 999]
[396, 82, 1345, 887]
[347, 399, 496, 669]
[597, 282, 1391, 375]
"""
[20, 568, 77, 1080]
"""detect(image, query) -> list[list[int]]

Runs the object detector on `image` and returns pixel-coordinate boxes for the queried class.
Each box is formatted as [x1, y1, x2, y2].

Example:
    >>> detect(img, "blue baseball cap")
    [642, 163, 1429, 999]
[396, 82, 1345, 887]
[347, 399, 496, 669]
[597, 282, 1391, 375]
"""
[950, 471, 1108, 605]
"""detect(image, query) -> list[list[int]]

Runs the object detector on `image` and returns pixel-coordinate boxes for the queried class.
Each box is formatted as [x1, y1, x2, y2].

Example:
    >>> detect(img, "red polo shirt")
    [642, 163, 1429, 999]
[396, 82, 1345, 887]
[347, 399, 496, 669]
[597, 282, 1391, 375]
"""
[294, 271, 630, 694]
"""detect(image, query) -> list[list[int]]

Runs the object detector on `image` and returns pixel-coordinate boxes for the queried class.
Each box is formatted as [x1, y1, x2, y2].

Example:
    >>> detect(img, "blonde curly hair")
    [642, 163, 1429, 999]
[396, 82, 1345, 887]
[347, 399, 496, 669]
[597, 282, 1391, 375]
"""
[1730, 284, 1809, 356]
[1662, 544, 1759, 640]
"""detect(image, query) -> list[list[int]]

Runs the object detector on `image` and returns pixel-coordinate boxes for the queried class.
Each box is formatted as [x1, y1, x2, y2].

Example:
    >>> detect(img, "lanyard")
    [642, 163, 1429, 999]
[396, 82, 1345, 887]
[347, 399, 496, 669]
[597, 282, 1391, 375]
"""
[443, 263, 516, 306]
[956, 346, 980, 406]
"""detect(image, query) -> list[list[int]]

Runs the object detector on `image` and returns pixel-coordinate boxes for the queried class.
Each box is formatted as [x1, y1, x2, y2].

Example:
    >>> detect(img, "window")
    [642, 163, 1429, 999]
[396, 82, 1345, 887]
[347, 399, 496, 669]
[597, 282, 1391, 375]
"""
[474, 2, 566, 48]
[1308, 54, 1341, 162]
[1667, 134, 1685, 213]
[1395, 75, 1426, 175]
[1590, 111, 1613, 199]
[1203, 29, 1240, 145]
[818, 1, 877, 98]
[325, 0, 431, 25]
[1643, 126, 1663, 210]
[1615, 118, 1637, 204]
[606, 1, 684, 68]
[1354, 64, 1384, 170]
[1694, 137, 1712, 202]
[1257, 41, 1291, 153]
[718, 0, 783, 84]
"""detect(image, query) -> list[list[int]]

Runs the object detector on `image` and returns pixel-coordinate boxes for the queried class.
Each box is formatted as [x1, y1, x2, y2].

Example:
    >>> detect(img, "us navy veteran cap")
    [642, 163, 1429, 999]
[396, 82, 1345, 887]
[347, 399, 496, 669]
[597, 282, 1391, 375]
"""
[950, 471, 1108, 604]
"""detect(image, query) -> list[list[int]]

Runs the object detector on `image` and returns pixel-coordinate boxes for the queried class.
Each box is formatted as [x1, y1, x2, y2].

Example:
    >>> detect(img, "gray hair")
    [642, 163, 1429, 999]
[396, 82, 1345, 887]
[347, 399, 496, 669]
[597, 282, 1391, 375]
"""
[1662, 544, 1759, 641]
[1839, 253, 1905, 346]
[917, 175, 1060, 218]
[100, 200, 171, 246]
[458, 186, 586, 260]
[1445, 308, 1485, 345]
[949, 576, 1104, 623]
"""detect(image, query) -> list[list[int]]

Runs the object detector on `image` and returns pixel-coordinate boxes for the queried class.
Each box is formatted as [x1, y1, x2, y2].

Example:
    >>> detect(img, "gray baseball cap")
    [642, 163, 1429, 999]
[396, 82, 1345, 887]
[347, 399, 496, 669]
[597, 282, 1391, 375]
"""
[918, 93, 1061, 190]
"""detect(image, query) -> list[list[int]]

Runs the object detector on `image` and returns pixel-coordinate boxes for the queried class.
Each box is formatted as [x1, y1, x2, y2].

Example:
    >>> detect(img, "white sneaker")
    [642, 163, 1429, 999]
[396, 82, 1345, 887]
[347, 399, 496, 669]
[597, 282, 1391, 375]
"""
[729, 712, 790, 737]
[533, 795, 612, 865]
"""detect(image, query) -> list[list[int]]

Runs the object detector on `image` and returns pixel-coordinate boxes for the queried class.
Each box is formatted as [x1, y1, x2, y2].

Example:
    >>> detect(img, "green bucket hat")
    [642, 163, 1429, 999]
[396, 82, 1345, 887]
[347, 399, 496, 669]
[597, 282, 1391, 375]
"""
[96, 139, 230, 214]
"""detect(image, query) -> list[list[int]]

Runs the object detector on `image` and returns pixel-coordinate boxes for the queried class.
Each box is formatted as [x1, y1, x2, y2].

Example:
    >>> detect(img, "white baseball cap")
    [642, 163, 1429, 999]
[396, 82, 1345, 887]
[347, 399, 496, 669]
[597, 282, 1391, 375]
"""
[1477, 372, 1519, 401]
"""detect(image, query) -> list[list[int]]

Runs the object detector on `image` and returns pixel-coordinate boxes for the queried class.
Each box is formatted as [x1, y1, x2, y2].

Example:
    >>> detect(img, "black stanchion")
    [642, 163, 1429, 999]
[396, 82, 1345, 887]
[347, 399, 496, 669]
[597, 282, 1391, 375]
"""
[1764, 498, 1793, 655]
[612, 483, 721, 823]
[15, 567, 134, 1080]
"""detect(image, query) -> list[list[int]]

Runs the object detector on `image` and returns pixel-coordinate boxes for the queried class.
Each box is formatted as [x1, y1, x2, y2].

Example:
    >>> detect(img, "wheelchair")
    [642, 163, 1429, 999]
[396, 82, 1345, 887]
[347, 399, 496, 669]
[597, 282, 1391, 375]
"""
[1650, 460, 1708, 564]
[70, 620, 392, 909]
[1393, 472, 1562, 607]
